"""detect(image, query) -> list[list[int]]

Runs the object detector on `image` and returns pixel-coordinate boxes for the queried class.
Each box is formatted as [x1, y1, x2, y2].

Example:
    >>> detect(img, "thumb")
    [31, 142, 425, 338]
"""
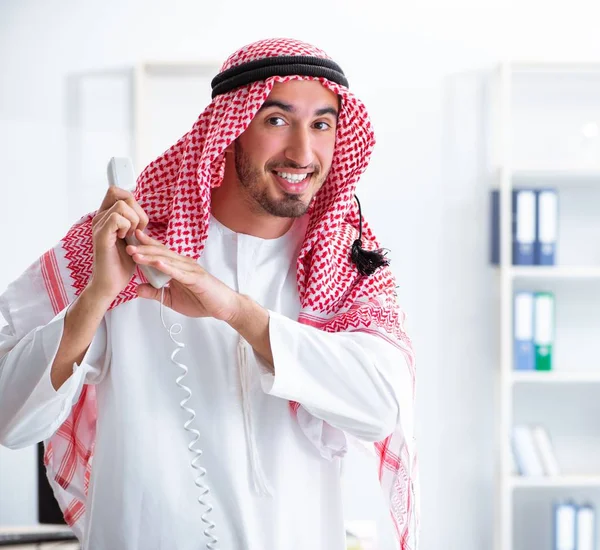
[137, 283, 163, 301]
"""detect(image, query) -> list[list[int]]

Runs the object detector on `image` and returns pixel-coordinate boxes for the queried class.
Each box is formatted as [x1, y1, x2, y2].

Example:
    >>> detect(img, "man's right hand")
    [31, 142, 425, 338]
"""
[87, 186, 150, 303]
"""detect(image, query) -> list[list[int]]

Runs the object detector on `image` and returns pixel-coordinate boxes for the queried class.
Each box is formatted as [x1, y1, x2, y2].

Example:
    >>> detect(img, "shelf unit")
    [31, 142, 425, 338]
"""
[491, 62, 600, 550]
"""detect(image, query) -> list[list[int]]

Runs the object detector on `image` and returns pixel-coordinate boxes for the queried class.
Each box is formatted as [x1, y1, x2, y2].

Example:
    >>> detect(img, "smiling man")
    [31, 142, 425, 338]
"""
[0, 39, 418, 550]
[212, 81, 339, 236]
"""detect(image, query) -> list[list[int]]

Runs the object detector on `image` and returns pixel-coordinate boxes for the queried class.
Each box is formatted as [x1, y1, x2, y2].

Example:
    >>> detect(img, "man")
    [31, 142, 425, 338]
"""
[0, 38, 417, 549]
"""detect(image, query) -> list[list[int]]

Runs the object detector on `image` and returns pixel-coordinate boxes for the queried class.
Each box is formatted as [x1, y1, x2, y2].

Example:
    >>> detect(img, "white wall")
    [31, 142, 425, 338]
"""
[3, 0, 600, 548]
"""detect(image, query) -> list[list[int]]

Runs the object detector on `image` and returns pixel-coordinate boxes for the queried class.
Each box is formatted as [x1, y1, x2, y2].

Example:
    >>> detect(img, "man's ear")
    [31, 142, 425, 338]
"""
[224, 141, 235, 154]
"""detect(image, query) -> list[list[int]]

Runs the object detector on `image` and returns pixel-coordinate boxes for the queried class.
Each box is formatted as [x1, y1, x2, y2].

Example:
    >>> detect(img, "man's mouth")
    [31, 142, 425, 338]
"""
[273, 171, 312, 184]
[271, 170, 314, 194]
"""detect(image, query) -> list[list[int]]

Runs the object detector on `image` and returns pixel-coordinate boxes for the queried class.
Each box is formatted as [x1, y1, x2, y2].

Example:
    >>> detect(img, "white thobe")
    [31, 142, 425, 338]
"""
[0, 214, 405, 550]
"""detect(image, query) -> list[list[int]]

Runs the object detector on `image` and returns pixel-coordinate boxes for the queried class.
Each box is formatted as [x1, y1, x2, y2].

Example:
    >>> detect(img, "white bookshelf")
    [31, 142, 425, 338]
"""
[490, 62, 600, 550]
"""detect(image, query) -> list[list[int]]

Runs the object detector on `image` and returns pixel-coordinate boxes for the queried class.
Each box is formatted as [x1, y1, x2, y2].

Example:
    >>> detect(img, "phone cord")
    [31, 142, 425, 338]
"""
[160, 287, 218, 550]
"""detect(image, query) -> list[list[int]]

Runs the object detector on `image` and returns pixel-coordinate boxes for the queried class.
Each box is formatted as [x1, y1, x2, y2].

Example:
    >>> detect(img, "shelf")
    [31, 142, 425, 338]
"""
[511, 371, 600, 384]
[512, 169, 600, 186]
[510, 475, 600, 488]
[490, 167, 600, 186]
[510, 61, 600, 74]
[508, 266, 600, 279]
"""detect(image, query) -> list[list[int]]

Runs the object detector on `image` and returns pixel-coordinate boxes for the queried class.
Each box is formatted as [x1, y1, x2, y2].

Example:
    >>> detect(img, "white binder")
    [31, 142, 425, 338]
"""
[554, 502, 576, 550]
[512, 425, 544, 477]
[577, 504, 596, 550]
[531, 425, 560, 476]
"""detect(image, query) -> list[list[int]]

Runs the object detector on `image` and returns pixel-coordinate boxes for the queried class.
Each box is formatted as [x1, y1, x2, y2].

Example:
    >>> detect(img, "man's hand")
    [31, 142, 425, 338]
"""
[127, 230, 241, 322]
[129, 230, 275, 370]
[89, 187, 149, 302]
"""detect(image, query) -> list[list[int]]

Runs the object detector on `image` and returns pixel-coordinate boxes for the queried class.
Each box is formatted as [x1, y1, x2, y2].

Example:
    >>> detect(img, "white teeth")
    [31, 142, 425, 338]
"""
[276, 171, 310, 184]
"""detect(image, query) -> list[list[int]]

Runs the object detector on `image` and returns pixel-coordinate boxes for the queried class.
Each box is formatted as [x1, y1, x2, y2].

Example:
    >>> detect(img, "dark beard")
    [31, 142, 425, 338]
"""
[234, 141, 324, 218]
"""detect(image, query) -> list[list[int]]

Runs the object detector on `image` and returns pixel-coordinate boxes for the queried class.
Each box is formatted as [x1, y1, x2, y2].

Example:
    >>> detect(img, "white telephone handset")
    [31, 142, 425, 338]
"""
[106, 157, 171, 290]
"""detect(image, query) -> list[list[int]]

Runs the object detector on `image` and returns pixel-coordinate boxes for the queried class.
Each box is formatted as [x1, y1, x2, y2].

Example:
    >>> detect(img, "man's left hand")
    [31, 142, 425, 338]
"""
[126, 229, 241, 322]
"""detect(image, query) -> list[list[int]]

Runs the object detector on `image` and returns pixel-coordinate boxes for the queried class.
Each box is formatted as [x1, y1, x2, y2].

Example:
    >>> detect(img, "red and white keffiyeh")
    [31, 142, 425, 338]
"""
[4, 38, 418, 548]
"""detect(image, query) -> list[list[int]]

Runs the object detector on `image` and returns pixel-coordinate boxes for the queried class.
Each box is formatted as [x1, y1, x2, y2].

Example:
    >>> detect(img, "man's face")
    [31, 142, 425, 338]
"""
[233, 80, 339, 218]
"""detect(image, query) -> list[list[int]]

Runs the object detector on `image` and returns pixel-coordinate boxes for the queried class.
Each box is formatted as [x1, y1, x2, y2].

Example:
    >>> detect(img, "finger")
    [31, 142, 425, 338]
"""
[127, 243, 177, 260]
[98, 189, 149, 235]
[134, 229, 163, 247]
[126, 243, 170, 259]
[136, 283, 163, 301]
[99, 186, 134, 213]
[128, 235, 198, 265]
[127, 200, 149, 233]
[130, 249, 199, 275]
[96, 212, 132, 245]
[92, 204, 118, 230]
[133, 254, 198, 285]
[92, 203, 115, 229]
[104, 201, 142, 239]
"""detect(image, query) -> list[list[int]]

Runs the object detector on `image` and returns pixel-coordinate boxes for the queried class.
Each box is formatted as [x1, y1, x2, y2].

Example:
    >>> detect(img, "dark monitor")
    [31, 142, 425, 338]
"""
[37, 442, 65, 525]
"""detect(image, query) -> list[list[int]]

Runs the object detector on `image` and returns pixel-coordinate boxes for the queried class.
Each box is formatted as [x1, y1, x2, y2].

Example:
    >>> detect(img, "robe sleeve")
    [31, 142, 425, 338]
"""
[254, 309, 410, 444]
[0, 305, 109, 450]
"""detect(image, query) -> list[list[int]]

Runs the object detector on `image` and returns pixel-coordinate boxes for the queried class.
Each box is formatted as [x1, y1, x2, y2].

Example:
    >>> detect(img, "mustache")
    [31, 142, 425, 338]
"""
[267, 161, 320, 174]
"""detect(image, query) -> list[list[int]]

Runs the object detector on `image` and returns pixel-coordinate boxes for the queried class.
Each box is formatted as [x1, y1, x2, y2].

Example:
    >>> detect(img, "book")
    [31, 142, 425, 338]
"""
[531, 425, 560, 476]
[512, 425, 544, 477]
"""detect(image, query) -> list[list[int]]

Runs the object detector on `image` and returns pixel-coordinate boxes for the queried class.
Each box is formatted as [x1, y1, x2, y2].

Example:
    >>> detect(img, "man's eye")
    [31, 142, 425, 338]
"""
[314, 121, 332, 130]
[267, 117, 286, 126]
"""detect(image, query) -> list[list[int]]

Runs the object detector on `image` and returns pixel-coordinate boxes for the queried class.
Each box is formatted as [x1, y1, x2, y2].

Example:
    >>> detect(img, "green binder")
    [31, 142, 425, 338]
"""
[534, 291, 554, 371]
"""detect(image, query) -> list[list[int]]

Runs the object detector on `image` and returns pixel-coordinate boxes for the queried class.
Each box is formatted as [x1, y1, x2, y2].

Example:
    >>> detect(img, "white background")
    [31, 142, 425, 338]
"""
[3, 0, 600, 548]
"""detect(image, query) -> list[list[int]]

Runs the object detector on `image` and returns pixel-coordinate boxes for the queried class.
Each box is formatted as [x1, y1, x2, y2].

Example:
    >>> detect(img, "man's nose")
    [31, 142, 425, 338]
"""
[284, 127, 313, 169]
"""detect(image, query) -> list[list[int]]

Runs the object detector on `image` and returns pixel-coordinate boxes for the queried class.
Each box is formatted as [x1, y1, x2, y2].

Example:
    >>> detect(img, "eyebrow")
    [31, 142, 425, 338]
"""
[259, 99, 338, 118]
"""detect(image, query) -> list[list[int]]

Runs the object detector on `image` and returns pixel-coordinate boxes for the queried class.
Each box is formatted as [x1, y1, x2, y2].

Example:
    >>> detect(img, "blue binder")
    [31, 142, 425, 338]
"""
[554, 501, 577, 550]
[514, 292, 535, 370]
[535, 189, 558, 265]
[490, 189, 536, 265]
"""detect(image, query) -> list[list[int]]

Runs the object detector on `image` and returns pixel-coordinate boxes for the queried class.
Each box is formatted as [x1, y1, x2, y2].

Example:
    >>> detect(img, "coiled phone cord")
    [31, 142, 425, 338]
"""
[160, 287, 218, 550]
